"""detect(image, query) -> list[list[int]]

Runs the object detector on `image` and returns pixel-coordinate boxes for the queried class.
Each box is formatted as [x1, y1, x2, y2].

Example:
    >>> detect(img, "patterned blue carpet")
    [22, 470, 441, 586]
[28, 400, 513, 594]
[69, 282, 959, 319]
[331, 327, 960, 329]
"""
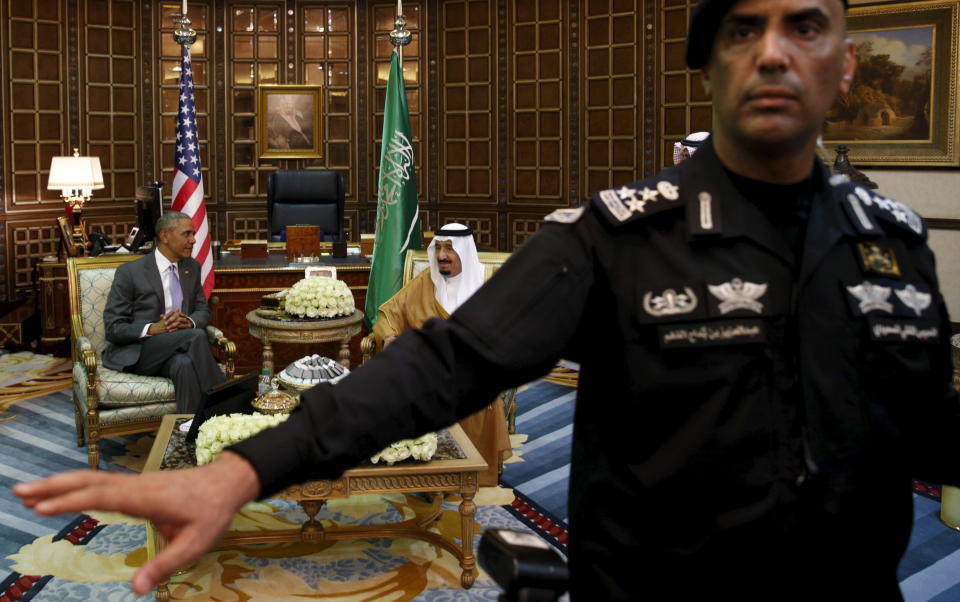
[501, 381, 573, 524]
[504, 379, 960, 601]
[0, 391, 136, 575]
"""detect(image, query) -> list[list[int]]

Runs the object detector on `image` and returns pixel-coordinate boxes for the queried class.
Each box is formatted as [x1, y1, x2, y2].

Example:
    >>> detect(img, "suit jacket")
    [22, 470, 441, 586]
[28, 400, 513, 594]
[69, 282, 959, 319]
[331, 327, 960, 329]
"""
[102, 252, 210, 371]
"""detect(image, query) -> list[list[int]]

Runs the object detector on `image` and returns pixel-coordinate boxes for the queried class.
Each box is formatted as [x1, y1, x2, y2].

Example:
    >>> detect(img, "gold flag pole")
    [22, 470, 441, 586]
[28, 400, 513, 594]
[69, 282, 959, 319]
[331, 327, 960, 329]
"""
[173, 0, 197, 47]
[389, 0, 411, 63]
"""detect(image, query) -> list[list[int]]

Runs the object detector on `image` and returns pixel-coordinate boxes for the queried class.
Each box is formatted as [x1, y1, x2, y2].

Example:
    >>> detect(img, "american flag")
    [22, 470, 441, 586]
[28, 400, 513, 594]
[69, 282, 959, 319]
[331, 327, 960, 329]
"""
[171, 45, 213, 298]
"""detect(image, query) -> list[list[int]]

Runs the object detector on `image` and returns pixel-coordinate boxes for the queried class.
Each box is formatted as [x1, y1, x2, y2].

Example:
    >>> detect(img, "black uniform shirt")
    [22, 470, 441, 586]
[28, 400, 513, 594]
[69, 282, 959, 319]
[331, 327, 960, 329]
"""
[231, 139, 960, 600]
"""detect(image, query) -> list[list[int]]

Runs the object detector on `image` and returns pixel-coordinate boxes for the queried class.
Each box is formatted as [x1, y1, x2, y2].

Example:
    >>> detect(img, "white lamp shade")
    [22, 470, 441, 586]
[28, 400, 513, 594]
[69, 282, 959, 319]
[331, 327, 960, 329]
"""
[47, 156, 104, 191]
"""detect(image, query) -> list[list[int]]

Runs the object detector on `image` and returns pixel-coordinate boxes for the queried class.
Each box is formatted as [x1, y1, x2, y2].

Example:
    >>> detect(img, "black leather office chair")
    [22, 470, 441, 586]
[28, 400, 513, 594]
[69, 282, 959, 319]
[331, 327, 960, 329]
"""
[266, 170, 345, 242]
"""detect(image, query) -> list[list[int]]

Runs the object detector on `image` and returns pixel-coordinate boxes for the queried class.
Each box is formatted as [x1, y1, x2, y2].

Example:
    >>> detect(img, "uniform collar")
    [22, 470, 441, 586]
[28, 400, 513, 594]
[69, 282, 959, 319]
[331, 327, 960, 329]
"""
[680, 138, 794, 264]
[679, 139, 862, 272]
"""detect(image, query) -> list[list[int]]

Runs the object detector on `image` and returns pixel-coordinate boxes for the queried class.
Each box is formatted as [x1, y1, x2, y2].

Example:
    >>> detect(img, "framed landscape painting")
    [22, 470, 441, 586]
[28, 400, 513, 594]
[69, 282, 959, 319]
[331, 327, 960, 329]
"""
[822, 0, 959, 167]
[258, 85, 324, 160]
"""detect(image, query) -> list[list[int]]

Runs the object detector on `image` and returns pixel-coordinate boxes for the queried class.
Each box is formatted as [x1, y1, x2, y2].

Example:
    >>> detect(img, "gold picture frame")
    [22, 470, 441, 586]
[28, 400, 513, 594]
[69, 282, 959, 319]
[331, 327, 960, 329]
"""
[258, 85, 324, 160]
[823, 0, 959, 167]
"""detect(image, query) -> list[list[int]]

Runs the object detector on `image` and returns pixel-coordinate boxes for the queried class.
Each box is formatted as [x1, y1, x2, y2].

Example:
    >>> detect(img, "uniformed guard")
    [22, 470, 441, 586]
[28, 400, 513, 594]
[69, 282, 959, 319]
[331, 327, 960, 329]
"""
[15, 1, 960, 601]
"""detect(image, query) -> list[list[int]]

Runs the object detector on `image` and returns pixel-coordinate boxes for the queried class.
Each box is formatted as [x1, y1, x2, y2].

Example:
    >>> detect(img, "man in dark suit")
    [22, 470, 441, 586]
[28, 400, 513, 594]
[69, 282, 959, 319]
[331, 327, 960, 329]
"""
[102, 211, 225, 412]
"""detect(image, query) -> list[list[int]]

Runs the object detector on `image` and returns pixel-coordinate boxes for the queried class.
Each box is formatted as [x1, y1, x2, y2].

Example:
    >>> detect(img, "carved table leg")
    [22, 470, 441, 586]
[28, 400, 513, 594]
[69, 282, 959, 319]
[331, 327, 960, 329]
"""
[154, 528, 170, 601]
[458, 489, 478, 588]
[262, 340, 274, 375]
[300, 500, 327, 543]
[338, 337, 351, 369]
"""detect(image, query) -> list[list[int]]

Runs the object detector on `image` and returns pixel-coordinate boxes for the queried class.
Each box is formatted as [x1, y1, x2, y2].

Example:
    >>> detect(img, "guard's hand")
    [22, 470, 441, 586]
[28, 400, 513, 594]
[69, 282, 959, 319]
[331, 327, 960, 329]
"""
[384, 336, 397, 348]
[13, 452, 260, 595]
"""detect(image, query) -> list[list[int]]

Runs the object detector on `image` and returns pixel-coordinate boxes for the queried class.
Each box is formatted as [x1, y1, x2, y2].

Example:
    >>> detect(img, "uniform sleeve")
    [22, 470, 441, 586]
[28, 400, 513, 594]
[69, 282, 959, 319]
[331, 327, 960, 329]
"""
[907, 243, 960, 485]
[229, 215, 598, 497]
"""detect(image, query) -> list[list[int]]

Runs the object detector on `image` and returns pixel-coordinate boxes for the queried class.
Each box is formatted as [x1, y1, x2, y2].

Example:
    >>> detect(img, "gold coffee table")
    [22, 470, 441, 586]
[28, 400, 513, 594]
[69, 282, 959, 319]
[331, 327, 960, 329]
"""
[144, 414, 488, 600]
[246, 308, 363, 375]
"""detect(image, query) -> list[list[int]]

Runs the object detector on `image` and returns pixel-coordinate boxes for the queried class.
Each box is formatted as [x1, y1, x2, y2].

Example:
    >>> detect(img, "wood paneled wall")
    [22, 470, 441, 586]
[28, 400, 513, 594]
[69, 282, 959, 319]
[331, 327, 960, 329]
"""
[0, 0, 704, 302]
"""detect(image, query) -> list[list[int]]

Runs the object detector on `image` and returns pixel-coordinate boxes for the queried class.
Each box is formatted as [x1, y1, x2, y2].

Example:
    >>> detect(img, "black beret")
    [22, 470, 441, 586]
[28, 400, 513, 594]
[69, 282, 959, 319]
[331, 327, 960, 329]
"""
[685, 0, 849, 69]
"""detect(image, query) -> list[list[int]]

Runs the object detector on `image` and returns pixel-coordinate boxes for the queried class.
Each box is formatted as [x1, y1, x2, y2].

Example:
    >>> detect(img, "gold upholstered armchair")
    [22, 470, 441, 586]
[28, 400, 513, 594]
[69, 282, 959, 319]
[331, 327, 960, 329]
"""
[67, 255, 236, 469]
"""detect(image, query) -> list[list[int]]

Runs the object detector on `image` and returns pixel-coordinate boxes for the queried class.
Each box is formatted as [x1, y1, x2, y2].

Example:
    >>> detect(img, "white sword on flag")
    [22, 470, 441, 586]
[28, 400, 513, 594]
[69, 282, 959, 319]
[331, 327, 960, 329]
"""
[389, 1, 417, 255]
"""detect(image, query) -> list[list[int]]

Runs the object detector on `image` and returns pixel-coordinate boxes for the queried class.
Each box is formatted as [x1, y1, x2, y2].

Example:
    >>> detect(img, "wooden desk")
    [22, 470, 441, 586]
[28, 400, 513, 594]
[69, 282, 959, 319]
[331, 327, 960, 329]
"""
[212, 254, 370, 372]
[36, 254, 371, 371]
[144, 415, 487, 601]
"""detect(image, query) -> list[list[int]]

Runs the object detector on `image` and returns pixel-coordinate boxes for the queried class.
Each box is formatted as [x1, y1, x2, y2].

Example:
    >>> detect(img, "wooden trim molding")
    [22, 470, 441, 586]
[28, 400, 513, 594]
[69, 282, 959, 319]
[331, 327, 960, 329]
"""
[926, 218, 960, 231]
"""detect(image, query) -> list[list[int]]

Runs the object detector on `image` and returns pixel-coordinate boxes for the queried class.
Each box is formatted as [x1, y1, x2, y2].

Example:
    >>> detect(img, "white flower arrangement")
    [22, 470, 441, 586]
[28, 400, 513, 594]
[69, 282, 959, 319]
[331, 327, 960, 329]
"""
[370, 433, 439, 465]
[282, 276, 355, 319]
[195, 412, 290, 466]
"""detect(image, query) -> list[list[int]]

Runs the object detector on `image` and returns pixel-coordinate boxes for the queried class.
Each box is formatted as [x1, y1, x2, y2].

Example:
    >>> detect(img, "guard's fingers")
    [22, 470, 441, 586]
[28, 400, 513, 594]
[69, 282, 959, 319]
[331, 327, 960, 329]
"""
[14, 470, 115, 500]
[27, 478, 146, 516]
[131, 527, 210, 595]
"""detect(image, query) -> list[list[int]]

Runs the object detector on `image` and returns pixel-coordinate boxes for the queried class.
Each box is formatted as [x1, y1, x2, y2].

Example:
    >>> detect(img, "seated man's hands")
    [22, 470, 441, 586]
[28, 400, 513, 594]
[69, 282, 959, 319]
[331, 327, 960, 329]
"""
[13, 451, 260, 595]
[165, 311, 193, 331]
[148, 311, 193, 335]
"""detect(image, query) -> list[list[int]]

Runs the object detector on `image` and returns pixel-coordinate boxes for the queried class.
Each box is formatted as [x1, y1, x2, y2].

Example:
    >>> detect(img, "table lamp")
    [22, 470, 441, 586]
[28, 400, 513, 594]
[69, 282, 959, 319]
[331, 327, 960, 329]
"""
[47, 148, 104, 241]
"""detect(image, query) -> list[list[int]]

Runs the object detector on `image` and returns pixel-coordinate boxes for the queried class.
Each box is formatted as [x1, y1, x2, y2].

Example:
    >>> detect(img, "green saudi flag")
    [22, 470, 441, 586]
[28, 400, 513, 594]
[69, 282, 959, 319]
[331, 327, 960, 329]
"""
[365, 50, 422, 329]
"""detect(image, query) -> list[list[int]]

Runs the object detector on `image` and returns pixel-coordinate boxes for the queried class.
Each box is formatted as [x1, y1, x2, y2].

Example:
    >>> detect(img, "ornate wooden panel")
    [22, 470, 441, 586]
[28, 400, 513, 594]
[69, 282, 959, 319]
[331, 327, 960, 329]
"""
[82, 0, 140, 201]
[508, 213, 547, 249]
[0, 2, 5, 300]
[226, 211, 269, 239]
[228, 3, 280, 201]
[341, 210, 357, 242]
[511, 0, 565, 204]
[7, 220, 60, 293]
[371, 1, 425, 201]
[659, 0, 710, 169]
[301, 4, 355, 199]
[436, 210, 497, 249]
[156, 2, 214, 199]
[582, 0, 641, 193]
[440, 0, 495, 202]
[1, 0, 692, 302]
[6, 0, 66, 209]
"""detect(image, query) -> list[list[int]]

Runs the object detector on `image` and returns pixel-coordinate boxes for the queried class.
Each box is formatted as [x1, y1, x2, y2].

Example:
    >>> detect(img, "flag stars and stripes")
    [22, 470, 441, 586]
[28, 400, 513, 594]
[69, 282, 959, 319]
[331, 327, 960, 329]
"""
[171, 44, 214, 298]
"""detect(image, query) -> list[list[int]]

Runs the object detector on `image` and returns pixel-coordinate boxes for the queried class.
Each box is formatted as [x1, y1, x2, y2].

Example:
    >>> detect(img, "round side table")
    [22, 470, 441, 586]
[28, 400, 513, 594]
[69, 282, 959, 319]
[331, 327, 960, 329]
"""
[246, 309, 364, 375]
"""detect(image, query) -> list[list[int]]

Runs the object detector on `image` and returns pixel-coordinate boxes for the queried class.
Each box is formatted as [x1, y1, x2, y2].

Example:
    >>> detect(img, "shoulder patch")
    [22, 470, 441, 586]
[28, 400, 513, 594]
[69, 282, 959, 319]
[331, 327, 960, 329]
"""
[544, 207, 585, 224]
[592, 175, 683, 227]
[831, 180, 925, 239]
